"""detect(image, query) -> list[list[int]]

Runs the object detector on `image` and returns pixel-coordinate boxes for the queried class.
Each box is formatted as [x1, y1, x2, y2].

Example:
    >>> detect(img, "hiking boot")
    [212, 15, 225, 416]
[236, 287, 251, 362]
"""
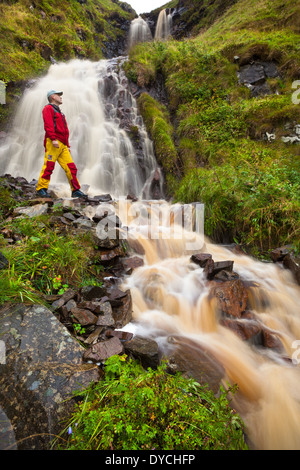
[37, 188, 51, 198]
[72, 189, 88, 198]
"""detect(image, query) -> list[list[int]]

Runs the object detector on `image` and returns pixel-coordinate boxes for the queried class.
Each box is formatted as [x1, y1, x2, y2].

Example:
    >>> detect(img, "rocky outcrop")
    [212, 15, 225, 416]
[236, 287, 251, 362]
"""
[237, 60, 280, 97]
[0, 303, 100, 450]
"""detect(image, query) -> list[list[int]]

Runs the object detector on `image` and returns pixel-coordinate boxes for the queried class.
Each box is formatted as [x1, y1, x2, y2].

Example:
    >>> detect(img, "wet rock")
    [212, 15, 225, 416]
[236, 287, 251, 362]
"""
[121, 256, 144, 274]
[261, 329, 284, 351]
[209, 260, 234, 279]
[110, 289, 133, 328]
[190, 253, 212, 267]
[61, 212, 76, 222]
[282, 253, 300, 285]
[166, 336, 225, 394]
[0, 304, 100, 450]
[105, 329, 134, 342]
[148, 168, 164, 200]
[190, 253, 234, 280]
[90, 194, 112, 203]
[107, 287, 128, 306]
[124, 336, 159, 369]
[83, 336, 124, 363]
[213, 270, 239, 281]
[204, 257, 215, 279]
[209, 279, 248, 318]
[72, 217, 93, 230]
[270, 245, 294, 262]
[64, 299, 77, 312]
[96, 245, 127, 264]
[77, 299, 106, 312]
[220, 317, 261, 342]
[92, 204, 115, 223]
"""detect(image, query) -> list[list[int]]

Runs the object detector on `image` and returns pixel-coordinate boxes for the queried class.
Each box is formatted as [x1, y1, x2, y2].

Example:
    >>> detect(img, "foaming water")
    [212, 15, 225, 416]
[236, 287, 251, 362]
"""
[0, 58, 156, 198]
[120, 200, 300, 450]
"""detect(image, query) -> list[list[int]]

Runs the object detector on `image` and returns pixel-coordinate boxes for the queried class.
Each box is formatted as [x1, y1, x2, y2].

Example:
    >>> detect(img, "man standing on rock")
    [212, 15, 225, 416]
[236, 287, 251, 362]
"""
[36, 90, 87, 198]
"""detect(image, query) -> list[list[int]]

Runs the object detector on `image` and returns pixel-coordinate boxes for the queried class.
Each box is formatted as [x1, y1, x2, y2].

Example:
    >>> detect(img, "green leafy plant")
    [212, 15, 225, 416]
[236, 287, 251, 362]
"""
[52, 275, 69, 295]
[73, 323, 86, 336]
[57, 355, 248, 450]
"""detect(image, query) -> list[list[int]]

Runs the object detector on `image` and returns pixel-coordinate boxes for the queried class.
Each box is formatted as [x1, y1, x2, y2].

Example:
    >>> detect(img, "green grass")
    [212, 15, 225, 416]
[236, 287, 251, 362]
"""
[56, 354, 248, 450]
[0, 204, 105, 304]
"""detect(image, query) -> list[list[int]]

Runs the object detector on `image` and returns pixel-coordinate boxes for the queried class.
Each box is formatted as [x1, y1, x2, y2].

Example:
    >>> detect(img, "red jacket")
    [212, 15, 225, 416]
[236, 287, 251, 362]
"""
[43, 104, 70, 148]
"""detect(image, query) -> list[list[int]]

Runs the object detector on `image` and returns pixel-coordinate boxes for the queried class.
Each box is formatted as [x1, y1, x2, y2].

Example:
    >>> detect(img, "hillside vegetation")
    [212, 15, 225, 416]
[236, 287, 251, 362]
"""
[0, 0, 135, 125]
[126, 0, 300, 255]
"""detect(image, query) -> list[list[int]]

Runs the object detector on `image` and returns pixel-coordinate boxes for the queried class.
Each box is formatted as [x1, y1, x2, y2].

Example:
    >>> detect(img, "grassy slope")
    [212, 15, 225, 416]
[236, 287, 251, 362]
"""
[0, 0, 135, 126]
[126, 0, 300, 254]
[0, 0, 135, 82]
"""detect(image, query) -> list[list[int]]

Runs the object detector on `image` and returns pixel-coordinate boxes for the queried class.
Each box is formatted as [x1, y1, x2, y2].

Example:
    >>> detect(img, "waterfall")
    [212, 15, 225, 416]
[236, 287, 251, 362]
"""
[0, 58, 157, 198]
[128, 16, 152, 48]
[155, 9, 173, 40]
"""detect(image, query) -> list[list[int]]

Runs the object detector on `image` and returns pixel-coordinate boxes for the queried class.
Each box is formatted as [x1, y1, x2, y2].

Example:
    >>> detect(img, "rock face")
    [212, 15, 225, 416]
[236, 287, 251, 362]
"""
[0, 304, 100, 450]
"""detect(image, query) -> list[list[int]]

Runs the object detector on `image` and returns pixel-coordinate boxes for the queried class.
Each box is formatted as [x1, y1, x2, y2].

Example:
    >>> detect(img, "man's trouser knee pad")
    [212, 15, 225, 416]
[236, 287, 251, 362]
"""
[36, 139, 80, 191]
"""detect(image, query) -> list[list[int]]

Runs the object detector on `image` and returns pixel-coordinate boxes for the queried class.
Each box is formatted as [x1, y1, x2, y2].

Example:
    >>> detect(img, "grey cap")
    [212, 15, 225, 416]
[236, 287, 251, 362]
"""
[47, 90, 63, 101]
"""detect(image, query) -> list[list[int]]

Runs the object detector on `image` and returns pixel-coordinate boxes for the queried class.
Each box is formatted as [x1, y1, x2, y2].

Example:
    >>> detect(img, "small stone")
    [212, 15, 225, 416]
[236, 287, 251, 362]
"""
[190, 253, 212, 267]
[105, 329, 133, 341]
[70, 307, 98, 326]
[81, 285, 106, 300]
[96, 302, 115, 327]
[83, 336, 124, 362]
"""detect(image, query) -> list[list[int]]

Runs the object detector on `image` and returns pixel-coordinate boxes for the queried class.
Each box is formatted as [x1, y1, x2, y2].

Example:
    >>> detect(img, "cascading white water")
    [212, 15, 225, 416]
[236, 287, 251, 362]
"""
[128, 16, 152, 48]
[155, 9, 173, 40]
[0, 58, 157, 198]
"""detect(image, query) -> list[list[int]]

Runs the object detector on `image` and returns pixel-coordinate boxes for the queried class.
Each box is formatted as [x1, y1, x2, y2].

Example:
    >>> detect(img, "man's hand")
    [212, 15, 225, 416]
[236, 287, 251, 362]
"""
[52, 140, 60, 148]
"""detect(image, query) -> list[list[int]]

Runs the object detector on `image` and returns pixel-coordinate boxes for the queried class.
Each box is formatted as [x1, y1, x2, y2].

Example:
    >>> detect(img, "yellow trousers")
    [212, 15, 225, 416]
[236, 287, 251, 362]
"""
[36, 138, 80, 191]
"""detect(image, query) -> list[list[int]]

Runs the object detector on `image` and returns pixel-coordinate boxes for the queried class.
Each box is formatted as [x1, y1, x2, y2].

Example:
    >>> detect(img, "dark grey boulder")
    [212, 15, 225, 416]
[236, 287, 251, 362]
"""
[0, 303, 100, 450]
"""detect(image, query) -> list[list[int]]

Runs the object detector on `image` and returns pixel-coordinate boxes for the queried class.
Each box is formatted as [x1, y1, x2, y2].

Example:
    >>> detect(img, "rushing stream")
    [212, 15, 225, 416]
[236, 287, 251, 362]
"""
[0, 22, 300, 449]
[120, 203, 300, 450]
